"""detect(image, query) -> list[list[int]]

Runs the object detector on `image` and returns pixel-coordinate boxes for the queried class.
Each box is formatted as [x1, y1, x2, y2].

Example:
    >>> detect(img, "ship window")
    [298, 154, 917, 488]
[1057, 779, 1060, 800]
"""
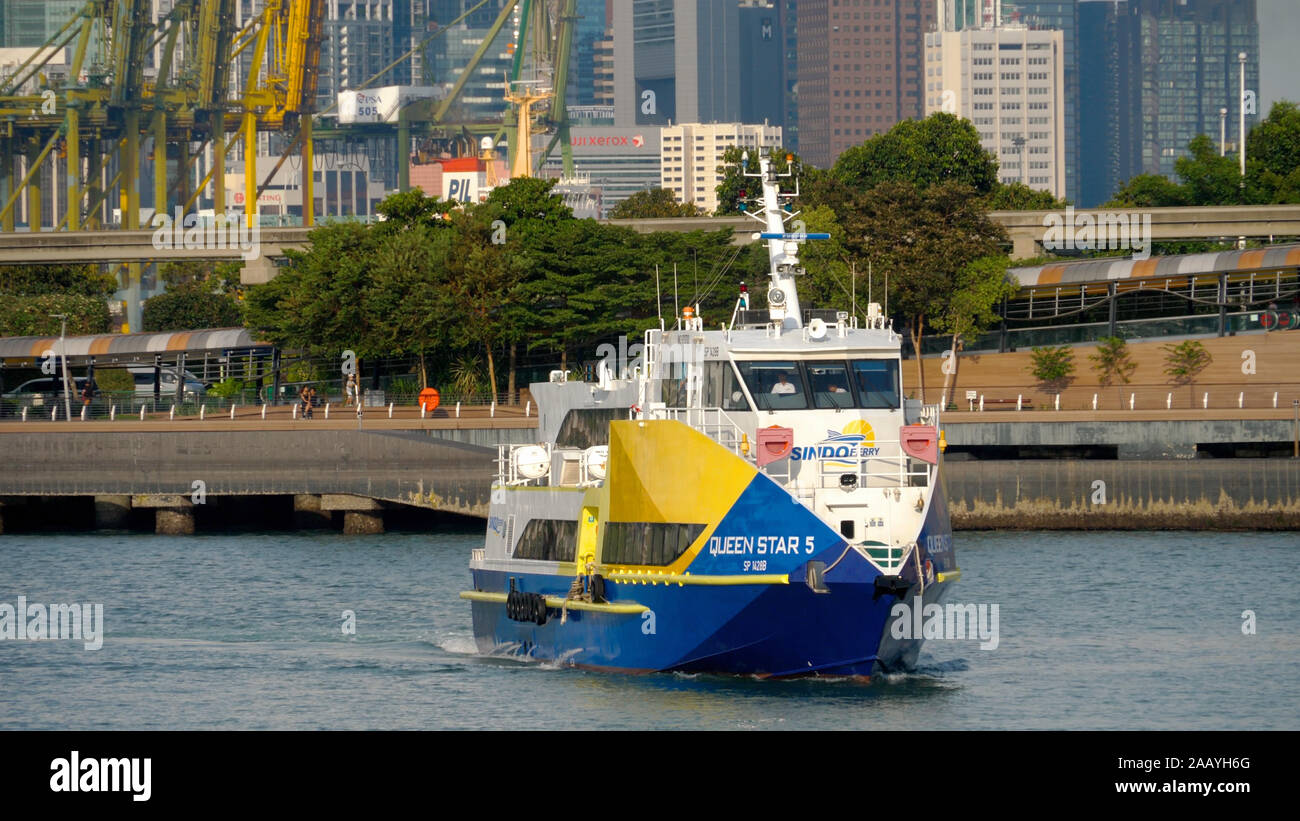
[850, 359, 901, 409]
[660, 360, 689, 408]
[806, 362, 855, 408]
[512, 518, 579, 562]
[701, 361, 751, 411]
[602, 522, 705, 566]
[735, 360, 809, 410]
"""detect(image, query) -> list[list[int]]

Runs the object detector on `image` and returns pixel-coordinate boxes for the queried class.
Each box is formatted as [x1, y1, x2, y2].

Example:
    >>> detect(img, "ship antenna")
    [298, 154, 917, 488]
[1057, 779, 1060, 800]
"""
[738, 150, 829, 332]
[655, 264, 663, 330]
[673, 263, 679, 328]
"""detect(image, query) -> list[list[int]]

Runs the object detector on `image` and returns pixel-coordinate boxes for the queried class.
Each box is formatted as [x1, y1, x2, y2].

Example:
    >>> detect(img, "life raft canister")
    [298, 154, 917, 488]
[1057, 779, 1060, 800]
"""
[419, 387, 440, 412]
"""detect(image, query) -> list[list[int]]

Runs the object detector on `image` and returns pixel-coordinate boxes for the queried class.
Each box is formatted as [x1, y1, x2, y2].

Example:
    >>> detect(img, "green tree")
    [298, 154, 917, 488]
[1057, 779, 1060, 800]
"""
[1175, 134, 1246, 206]
[932, 255, 1019, 400]
[1106, 173, 1193, 208]
[0, 263, 117, 298]
[1089, 336, 1137, 404]
[0, 293, 111, 336]
[1247, 101, 1300, 203]
[833, 180, 1008, 402]
[609, 188, 701, 218]
[1028, 345, 1076, 396]
[1163, 339, 1212, 404]
[0, 263, 115, 336]
[985, 181, 1069, 211]
[832, 113, 998, 196]
[142, 281, 243, 331]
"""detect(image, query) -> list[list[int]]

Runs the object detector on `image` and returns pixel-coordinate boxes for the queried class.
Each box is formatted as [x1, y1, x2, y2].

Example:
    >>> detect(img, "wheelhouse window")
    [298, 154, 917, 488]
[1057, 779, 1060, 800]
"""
[701, 361, 751, 411]
[806, 362, 854, 409]
[850, 359, 901, 409]
[735, 361, 809, 410]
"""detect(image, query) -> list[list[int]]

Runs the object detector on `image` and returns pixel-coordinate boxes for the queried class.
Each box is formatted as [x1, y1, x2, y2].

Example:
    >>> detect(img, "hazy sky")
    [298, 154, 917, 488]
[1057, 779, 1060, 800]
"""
[1258, 0, 1298, 111]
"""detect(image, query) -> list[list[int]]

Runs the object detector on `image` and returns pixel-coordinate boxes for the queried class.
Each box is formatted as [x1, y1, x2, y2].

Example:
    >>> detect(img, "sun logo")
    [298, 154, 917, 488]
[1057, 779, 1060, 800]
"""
[840, 419, 875, 446]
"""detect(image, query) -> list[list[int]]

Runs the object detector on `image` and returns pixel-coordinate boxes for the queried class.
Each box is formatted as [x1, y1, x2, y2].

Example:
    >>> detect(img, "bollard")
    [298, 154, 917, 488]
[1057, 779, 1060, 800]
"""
[140, 405, 146, 421]
[388, 402, 394, 418]
[51, 406, 57, 421]
[421, 406, 426, 419]
[1129, 393, 1135, 410]
[1238, 392, 1244, 409]
[526, 400, 531, 417]
[939, 392, 947, 411]
[1017, 394, 1023, 411]
[21, 407, 27, 422]
[110, 405, 116, 421]
[1054, 394, 1060, 411]
[1091, 394, 1097, 411]
[1203, 392, 1209, 409]
[455, 402, 461, 418]
[261, 404, 267, 420]
[1274, 392, 1279, 409]
[1166, 393, 1172, 410]
[199, 405, 205, 420]
[491, 401, 496, 418]
[230, 404, 237, 420]
[978, 395, 984, 412]
[169, 405, 176, 420]
[80, 405, 87, 421]
[324, 403, 330, 419]
[292, 403, 298, 419]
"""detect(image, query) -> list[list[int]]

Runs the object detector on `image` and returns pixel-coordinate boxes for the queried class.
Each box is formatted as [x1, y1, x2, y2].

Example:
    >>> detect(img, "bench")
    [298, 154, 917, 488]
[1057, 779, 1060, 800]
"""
[979, 398, 1034, 411]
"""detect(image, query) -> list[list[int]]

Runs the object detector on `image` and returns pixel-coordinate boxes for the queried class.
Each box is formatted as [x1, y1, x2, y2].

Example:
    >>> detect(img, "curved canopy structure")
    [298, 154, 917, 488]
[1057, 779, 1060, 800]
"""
[0, 328, 268, 367]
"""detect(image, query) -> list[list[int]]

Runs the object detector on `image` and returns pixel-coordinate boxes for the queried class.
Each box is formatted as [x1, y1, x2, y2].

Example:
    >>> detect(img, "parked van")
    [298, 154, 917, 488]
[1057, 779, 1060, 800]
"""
[126, 366, 207, 399]
[2, 377, 91, 408]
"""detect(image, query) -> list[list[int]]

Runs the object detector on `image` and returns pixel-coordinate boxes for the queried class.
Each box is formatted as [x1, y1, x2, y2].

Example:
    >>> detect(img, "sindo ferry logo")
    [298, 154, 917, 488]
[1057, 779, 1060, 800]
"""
[791, 420, 881, 466]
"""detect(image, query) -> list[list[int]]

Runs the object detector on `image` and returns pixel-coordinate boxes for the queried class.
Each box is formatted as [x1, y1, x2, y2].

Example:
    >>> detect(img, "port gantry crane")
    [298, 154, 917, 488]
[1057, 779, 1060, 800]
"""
[0, 0, 325, 234]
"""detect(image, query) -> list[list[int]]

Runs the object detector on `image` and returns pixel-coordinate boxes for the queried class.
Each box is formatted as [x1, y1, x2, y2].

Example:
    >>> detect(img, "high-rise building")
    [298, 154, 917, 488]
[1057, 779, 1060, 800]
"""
[424, 0, 518, 124]
[569, 0, 612, 108]
[739, 2, 785, 129]
[318, 1, 421, 111]
[1077, 0, 1259, 206]
[797, 0, 936, 169]
[779, 0, 799, 152]
[925, 23, 1066, 197]
[660, 121, 782, 213]
[1, 1, 83, 48]
[539, 126, 662, 214]
[1000, 1, 1078, 204]
[613, 0, 743, 127]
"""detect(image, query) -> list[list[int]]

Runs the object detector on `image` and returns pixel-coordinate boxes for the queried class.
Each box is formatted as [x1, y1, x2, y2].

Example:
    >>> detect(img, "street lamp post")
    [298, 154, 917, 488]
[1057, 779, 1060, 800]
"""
[1238, 52, 1247, 179]
[1219, 107, 1227, 157]
[50, 313, 72, 421]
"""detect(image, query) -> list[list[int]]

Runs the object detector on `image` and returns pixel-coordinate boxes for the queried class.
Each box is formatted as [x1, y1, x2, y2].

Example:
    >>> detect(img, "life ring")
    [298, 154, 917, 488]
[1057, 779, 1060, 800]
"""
[1262, 311, 1277, 330]
[419, 386, 440, 412]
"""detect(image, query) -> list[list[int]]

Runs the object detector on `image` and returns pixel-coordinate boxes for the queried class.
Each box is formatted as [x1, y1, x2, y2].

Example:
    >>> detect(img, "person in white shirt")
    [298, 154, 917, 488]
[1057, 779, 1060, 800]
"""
[771, 373, 797, 395]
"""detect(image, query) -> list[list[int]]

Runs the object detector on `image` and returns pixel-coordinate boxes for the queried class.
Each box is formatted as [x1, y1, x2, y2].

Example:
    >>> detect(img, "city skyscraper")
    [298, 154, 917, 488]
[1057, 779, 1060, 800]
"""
[925, 23, 1066, 197]
[1000, 1, 1078, 204]
[424, 0, 518, 124]
[613, 0, 743, 127]
[1077, 0, 1260, 206]
[796, 0, 936, 169]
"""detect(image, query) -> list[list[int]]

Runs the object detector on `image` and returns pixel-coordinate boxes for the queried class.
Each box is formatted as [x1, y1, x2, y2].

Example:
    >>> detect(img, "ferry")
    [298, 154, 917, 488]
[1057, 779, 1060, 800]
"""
[461, 153, 959, 677]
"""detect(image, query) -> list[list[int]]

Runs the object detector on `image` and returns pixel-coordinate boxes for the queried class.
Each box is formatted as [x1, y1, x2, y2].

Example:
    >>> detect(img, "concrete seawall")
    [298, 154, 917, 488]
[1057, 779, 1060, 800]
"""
[0, 429, 496, 517]
[945, 459, 1300, 529]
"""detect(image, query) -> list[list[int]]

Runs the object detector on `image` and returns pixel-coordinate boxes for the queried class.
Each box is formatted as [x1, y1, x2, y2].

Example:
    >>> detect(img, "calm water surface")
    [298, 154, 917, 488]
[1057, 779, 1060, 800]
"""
[1, 528, 1296, 730]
